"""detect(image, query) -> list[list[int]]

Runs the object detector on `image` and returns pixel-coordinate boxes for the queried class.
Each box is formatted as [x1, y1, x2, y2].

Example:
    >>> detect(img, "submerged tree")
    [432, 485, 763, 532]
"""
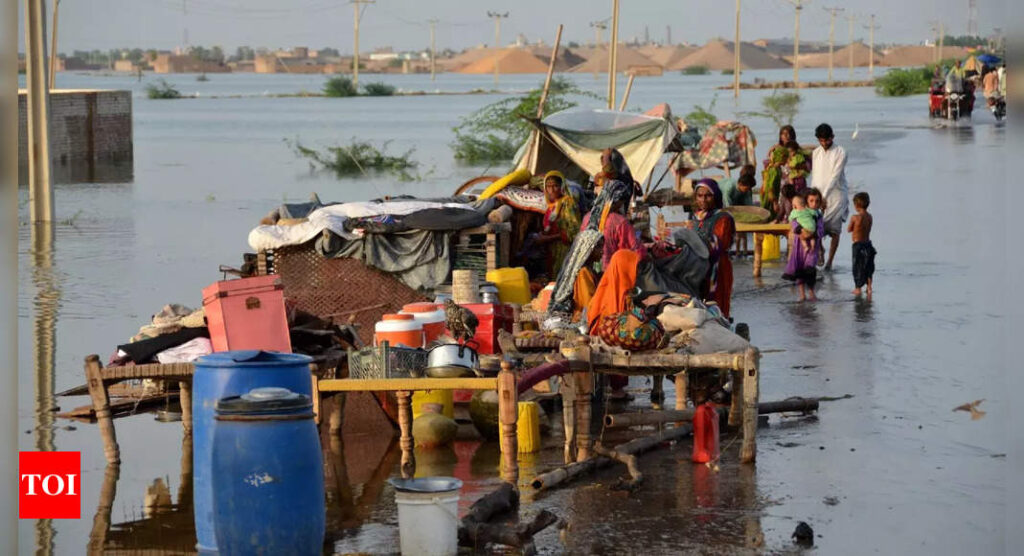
[741, 92, 802, 127]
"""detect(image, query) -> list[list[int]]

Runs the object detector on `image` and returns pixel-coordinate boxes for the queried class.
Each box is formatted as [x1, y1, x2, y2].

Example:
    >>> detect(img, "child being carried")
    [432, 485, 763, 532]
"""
[788, 193, 821, 255]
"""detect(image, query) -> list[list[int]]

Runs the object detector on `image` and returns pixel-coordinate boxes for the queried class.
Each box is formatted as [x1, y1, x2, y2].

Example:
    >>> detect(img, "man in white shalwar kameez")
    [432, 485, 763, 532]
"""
[810, 123, 848, 271]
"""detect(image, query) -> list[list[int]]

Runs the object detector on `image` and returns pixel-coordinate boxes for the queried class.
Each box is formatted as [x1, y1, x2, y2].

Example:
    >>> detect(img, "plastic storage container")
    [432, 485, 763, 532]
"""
[374, 314, 425, 349]
[212, 387, 324, 555]
[762, 234, 781, 260]
[485, 267, 531, 305]
[202, 275, 292, 353]
[691, 402, 720, 464]
[399, 303, 446, 344]
[192, 350, 313, 553]
[388, 477, 463, 556]
[517, 401, 542, 453]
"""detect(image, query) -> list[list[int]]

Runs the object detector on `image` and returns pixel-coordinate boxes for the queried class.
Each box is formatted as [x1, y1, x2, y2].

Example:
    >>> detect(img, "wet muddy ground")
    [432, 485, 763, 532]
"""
[18, 70, 1008, 553]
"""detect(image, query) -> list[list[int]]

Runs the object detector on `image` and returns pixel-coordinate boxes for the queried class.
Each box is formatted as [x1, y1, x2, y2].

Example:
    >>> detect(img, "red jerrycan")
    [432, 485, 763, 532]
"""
[692, 402, 720, 464]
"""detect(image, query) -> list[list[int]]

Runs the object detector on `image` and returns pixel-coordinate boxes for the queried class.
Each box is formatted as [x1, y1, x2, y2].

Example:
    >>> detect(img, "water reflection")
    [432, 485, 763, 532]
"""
[18, 160, 133, 186]
[32, 222, 58, 556]
[88, 433, 196, 554]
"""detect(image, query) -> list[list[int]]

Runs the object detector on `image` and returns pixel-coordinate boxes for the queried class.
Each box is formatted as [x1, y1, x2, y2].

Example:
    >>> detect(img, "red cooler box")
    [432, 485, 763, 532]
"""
[450, 303, 514, 404]
[202, 275, 292, 353]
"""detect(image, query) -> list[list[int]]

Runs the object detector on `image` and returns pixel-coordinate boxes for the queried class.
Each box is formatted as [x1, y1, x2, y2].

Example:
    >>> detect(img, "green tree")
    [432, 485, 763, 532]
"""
[450, 76, 598, 163]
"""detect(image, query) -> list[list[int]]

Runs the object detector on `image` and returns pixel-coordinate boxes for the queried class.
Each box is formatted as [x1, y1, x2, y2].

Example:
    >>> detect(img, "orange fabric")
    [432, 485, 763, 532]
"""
[573, 267, 597, 321]
[587, 250, 641, 333]
[711, 215, 735, 318]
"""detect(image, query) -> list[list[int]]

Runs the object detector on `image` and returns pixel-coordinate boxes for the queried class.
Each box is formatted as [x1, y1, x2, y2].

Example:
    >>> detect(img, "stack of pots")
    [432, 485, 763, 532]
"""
[452, 270, 480, 304]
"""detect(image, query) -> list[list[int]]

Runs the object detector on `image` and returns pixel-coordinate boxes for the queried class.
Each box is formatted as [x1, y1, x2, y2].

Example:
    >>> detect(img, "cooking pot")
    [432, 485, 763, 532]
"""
[426, 341, 479, 373]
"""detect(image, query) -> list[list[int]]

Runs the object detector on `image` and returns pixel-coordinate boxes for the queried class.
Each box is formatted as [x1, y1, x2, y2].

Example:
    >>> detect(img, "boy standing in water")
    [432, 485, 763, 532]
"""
[847, 192, 876, 298]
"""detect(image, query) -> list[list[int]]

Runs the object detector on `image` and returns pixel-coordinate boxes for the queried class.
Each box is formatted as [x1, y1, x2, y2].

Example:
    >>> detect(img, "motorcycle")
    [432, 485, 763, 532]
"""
[988, 96, 1006, 121]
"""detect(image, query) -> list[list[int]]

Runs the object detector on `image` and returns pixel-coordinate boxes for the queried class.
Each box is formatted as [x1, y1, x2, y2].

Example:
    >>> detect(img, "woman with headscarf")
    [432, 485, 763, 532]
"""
[689, 178, 735, 318]
[539, 170, 581, 277]
[761, 125, 796, 218]
[582, 149, 647, 268]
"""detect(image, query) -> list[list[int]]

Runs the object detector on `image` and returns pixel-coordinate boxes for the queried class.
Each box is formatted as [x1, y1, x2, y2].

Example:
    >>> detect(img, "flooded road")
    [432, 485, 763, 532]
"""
[18, 69, 1007, 553]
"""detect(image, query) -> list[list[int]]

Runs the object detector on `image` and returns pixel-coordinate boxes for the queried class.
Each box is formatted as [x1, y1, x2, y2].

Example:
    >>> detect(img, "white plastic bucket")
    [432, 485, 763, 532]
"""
[389, 478, 462, 556]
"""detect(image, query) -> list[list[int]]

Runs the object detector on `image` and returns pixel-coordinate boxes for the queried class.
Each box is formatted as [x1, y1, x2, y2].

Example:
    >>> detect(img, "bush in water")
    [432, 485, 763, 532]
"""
[146, 79, 181, 99]
[323, 76, 358, 97]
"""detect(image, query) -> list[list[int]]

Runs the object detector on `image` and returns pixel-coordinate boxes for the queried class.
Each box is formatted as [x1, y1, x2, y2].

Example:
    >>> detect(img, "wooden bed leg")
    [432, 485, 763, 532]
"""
[498, 362, 519, 485]
[178, 380, 192, 434]
[728, 369, 743, 428]
[753, 232, 764, 277]
[740, 348, 761, 464]
[329, 393, 345, 435]
[86, 355, 120, 464]
[674, 371, 688, 410]
[560, 375, 577, 464]
[574, 372, 593, 462]
[311, 373, 321, 426]
[397, 391, 415, 478]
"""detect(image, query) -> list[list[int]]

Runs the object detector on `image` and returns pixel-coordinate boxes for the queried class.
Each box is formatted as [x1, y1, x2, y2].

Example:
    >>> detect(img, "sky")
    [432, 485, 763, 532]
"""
[17, 0, 1006, 55]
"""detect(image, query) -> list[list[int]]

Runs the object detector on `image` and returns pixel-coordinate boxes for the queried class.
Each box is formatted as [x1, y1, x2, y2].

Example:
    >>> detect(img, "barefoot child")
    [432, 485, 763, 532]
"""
[788, 193, 821, 254]
[847, 192, 876, 297]
[782, 188, 825, 302]
[806, 188, 826, 265]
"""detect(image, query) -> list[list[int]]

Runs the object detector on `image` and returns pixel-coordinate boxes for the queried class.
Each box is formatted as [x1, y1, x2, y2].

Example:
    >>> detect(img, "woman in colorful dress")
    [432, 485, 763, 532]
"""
[689, 178, 736, 319]
[761, 125, 796, 218]
[539, 170, 581, 278]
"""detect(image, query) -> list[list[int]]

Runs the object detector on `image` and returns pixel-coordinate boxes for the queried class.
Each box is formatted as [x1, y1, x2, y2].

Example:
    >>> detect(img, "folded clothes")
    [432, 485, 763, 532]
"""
[118, 327, 209, 364]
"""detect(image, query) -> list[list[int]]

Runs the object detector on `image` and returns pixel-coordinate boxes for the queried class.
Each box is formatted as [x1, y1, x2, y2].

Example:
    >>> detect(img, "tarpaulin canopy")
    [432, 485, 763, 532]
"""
[514, 107, 678, 186]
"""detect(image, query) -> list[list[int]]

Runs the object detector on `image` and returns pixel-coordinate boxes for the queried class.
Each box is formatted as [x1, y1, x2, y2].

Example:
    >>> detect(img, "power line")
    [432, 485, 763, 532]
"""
[486, 11, 508, 85]
[822, 6, 843, 83]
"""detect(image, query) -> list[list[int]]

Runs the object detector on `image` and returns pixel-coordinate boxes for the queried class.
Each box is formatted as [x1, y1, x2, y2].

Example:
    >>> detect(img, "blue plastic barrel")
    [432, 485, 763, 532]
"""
[192, 350, 312, 553]
[212, 387, 325, 555]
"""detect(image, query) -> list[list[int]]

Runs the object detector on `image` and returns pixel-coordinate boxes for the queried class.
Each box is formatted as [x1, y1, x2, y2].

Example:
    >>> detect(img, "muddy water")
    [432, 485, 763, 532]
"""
[18, 69, 1007, 554]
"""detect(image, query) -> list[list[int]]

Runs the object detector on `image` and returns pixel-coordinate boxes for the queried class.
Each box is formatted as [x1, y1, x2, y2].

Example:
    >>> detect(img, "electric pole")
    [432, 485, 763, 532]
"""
[787, 0, 806, 86]
[938, 21, 944, 60]
[182, 0, 188, 52]
[49, 0, 60, 89]
[823, 6, 843, 83]
[864, 14, 878, 75]
[967, 0, 977, 36]
[846, 13, 856, 77]
[487, 11, 509, 85]
[25, 0, 53, 223]
[929, 21, 941, 62]
[351, 0, 375, 88]
[607, 0, 620, 109]
[590, 20, 607, 80]
[428, 18, 438, 81]
[733, 0, 741, 99]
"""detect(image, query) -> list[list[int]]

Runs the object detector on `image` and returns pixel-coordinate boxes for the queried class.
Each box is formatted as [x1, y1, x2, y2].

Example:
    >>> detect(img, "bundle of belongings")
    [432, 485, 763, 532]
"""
[248, 195, 497, 291]
[110, 304, 211, 367]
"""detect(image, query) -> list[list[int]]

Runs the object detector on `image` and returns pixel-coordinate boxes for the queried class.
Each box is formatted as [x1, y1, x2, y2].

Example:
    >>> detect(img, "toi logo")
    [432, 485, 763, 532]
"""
[19, 452, 81, 519]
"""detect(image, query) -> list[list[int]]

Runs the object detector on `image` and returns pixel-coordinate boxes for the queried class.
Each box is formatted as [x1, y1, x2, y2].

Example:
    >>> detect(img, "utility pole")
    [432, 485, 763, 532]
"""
[487, 11, 509, 86]
[823, 6, 843, 83]
[967, 0, 977, 36]
[607, 0, 620, 109]
[428, 18, 438, 81]
[666, 25, 671, 46]
[787, 0, 806, 86]
[864, 14, 878, 75]
[846, 13, 856, 77]
[930, 21, 940, 62]
[938, 21, 944, 60]
[590, 20, 607, 80]
[182, 0, 188, 52]
[351, 0, 375, 88]
[48, 0, 60, 89]
[733, 0, 741, 99]
[25, 0, 53, 223]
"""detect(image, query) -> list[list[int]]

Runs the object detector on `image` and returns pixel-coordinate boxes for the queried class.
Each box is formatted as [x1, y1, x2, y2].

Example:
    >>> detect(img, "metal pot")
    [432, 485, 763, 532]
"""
[426, 341, 479, 371]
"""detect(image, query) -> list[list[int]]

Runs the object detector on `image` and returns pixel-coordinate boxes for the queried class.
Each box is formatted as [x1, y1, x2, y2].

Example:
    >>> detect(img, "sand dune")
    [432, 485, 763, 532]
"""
[676, 39, 790, 70]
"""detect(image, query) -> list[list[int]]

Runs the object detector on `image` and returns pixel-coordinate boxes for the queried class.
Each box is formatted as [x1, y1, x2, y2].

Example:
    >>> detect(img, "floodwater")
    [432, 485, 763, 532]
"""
[18, 68, 1008, 554]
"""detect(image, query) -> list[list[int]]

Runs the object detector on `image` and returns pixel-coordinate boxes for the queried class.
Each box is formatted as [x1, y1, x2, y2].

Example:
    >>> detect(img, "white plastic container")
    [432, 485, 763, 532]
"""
[373, 314, 425, 348]
[388, 477, 462, 556]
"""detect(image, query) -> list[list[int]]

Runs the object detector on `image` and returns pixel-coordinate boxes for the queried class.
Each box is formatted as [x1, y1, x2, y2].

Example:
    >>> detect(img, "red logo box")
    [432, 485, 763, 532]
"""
[19, 452, 81, 519]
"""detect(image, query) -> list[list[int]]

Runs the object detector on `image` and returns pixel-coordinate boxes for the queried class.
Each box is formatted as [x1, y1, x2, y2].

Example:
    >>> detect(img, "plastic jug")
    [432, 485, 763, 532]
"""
[517, 401, 542, 453]
[691, 402, 720, 464]
[762, 234, 781, 260]
[485, 267, 531, 305]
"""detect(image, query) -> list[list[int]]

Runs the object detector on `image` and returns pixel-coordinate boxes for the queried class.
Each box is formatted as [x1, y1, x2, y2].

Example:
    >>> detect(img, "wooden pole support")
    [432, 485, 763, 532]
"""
[729, 369, 743, 428]
[674, 371, 687, 410]
[753, 232, 764, 277]
[85, 355, 120, 464]
[497, 361, 519, 484]
[329, 392, 345, 435]
[311, 372, 321, 425]
[396, 390, 415, 478]
[574, 371, 593, 462]
[740, 347, 760, 463]
[87, 463, 120, 553]
[560, 374, 577, 464]
[178, 380, 193, 434]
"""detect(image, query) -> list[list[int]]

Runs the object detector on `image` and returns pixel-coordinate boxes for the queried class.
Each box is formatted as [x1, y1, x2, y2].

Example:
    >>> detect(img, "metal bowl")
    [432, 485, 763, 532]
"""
[388, 476, 463, 493]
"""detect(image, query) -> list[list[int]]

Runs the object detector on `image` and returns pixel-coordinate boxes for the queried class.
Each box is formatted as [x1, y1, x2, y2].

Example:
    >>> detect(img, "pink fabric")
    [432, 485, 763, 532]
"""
[601, 212, 647, 268]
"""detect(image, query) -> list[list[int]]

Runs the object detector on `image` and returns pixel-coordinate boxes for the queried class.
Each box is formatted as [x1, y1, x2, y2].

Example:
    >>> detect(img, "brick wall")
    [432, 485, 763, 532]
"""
[18, 89, 134, 170]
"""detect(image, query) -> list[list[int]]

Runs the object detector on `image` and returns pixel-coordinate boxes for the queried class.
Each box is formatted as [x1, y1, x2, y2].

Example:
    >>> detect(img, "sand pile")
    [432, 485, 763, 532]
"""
[457, 48, 550, 74]
[676, 39, 789, 70]
[523, 45, 587, 71]
[792, 42, 881, 68]
[440, 47, 499, 71]
[567, 45, 658, 73]
[879, 45, 970, 67]
[635, 45, 698, 69]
